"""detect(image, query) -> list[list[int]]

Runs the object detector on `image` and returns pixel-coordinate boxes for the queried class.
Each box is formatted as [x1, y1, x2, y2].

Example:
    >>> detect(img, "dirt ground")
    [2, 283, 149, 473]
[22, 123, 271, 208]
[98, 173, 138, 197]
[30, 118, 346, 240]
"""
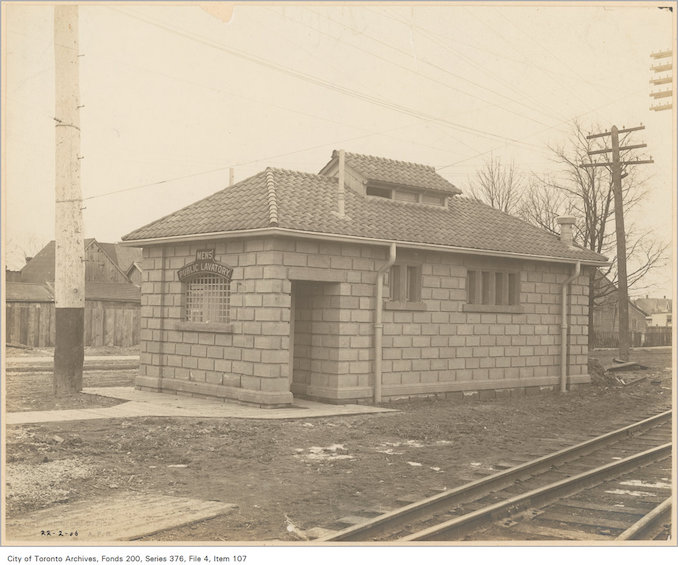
[3, 348, 673, 542]
[4, 370, 136, 412]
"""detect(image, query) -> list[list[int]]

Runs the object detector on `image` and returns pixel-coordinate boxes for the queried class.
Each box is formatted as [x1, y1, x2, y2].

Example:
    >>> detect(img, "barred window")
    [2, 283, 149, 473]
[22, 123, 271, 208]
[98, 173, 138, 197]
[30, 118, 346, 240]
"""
[184, 274, 231, 323]
[467, 270, 519, 306]
[389, 263, 422, 303]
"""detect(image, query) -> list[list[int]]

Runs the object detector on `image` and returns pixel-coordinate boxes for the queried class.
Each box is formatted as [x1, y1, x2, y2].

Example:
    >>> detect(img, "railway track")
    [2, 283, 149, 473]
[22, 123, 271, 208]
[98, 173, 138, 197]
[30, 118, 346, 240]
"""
[320, 410, 673, 542]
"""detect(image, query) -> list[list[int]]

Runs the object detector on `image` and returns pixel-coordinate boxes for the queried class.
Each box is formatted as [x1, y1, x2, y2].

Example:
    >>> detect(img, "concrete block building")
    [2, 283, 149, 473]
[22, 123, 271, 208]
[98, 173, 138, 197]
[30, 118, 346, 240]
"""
[121, 151, 607, 407]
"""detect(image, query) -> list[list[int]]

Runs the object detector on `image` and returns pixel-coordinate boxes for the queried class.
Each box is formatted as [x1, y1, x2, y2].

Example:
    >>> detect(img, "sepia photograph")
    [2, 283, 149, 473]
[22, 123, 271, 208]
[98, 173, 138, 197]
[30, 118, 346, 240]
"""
[1, 0, 676, 556]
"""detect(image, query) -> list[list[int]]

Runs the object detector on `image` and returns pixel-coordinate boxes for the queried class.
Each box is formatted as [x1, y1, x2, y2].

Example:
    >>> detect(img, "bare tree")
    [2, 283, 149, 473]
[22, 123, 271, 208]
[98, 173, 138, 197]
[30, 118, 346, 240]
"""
[521, 121, 667, 345]
[467, 155, 523, 215]
[4, 234, 44, 271]
[519, 176, 572, 235]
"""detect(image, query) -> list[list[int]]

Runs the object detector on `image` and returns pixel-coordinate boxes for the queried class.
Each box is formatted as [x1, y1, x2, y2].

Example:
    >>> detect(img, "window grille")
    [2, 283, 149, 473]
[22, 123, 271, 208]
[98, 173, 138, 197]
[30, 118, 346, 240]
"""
[467, 270, 519, 306]
[184, 274, 231, 323]
[389, 263, 422, 302]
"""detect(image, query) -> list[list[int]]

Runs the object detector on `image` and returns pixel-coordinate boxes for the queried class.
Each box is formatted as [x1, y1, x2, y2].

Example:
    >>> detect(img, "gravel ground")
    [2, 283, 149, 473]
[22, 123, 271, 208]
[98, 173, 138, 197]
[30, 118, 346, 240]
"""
[4, 348, 672, 543]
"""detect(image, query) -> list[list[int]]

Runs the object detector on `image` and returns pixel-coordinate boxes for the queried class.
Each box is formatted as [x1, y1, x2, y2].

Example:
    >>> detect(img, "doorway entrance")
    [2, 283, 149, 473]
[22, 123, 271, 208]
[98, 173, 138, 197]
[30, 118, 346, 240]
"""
[289, 281, 340, 400]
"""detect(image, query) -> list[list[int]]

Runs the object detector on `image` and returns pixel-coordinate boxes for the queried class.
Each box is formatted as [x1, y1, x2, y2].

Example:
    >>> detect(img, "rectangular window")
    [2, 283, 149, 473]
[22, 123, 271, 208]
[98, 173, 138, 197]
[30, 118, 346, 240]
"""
[394, 190, 419, 203]
[388, 263, 421, 303]
[406, 266, 419, 301]
[184, 274, 231, 323]
[366, 186, 392, 199]
[466, 269, 520, 307]
[421, 193, 445, 206]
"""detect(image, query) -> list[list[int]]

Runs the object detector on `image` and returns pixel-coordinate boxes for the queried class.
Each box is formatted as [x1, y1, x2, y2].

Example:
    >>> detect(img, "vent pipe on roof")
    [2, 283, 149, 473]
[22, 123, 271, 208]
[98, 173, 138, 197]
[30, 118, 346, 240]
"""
[337, 149, 346, 218]
[229, 168, 235, 186]
[557, 216, 576, 246]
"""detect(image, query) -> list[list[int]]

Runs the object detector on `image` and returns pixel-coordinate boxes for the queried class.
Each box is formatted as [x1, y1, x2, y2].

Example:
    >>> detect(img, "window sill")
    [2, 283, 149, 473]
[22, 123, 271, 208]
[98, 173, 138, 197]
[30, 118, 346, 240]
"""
[169, 320, 235, 333]
[384, 301, 427, 311]
[462, 304, 523, 314]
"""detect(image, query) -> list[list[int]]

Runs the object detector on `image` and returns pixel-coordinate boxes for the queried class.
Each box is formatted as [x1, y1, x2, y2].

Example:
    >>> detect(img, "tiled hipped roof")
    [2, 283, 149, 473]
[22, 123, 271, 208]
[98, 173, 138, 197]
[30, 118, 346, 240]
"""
[123, 160, 606, 264]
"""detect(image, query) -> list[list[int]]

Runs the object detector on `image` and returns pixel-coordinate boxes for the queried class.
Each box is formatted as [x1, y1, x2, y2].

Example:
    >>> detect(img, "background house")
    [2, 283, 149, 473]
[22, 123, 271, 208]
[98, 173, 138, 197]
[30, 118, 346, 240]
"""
[591, 274, 648, 348]
[633, 295, 673, 347]
[634, 296, 672, 327]
[5, 239, 142, 348]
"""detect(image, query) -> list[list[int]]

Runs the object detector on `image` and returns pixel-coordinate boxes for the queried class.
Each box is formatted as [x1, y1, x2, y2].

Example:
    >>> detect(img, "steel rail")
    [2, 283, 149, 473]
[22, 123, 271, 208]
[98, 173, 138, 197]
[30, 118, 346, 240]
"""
[617, 497, 672, 541]
[402, 443, 671, 541]
[320, 410, 671, 541]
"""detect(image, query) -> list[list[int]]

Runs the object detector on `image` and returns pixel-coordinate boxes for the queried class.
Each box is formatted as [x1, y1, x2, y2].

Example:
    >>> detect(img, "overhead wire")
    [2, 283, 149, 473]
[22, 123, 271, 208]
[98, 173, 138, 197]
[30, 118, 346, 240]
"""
[372, 5, 585, 126]
[280, 6, 560, 131]
[435, 85, 649, 171]
[110, 6, 544, 151]
[82, 119, 437, 201]
[360, 5, 575, 127]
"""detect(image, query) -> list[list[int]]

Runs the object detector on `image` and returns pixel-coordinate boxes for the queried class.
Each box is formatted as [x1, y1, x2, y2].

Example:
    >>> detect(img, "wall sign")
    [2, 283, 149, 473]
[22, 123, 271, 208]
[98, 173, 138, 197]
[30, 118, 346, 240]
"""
[177, 248, 233, 282]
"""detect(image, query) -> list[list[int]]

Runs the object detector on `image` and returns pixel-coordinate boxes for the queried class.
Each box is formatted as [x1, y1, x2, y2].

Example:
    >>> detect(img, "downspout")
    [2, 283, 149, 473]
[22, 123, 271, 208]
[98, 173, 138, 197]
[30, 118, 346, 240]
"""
[374, 243, 397, 403]
[560, 261, 581, 393]
[158, 246, 167, 389]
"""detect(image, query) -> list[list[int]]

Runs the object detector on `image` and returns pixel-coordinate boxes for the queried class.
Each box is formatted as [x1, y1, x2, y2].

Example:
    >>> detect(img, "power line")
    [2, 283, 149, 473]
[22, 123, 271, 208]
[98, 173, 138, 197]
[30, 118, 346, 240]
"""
[111, 6, 543, 151]
[290, 6, 560, 130]
[86, 46, 479, 159]
[436, 85, 648, 171]
[365, 5, 576, 127]
[491, 8, 614, 98]
[82, 120, 435, 202]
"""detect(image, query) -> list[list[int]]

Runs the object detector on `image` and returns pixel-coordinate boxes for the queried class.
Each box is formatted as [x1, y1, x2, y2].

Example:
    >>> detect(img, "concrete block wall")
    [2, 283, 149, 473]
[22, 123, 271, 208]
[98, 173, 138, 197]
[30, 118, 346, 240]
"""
[137, 235, 590, 406]
[381, 251, 590, 399]
[137, 237, 294, 406]
[137, 237, 386, 405]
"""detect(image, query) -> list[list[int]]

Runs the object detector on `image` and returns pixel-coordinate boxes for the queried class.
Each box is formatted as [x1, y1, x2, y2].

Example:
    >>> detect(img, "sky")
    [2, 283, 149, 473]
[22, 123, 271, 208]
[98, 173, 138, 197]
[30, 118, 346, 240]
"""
[2, 1, 675, 297]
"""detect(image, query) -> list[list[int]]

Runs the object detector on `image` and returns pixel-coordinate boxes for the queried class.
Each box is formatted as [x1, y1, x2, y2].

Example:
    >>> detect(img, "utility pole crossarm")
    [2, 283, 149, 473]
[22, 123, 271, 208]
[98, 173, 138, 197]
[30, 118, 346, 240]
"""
[586, 125, 645, 139]
[580, 159, 654, 168]
[587, 143, 647, 156]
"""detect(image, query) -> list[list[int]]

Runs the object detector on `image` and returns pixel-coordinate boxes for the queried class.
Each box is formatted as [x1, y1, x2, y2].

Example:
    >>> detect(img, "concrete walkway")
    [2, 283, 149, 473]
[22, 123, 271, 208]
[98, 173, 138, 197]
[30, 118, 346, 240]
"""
[5, 386, 396, 425]
[6, 355, 139, 372]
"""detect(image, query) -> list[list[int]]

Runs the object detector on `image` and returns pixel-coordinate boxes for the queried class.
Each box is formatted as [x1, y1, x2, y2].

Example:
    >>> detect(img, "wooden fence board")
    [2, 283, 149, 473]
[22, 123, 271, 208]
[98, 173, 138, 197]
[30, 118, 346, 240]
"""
[20, 307, 29, 345]
[103, 307, 116, 346]
[5, 300, 139, 348]
[91, 303, 104, 347]
[39, 305, 52, 346]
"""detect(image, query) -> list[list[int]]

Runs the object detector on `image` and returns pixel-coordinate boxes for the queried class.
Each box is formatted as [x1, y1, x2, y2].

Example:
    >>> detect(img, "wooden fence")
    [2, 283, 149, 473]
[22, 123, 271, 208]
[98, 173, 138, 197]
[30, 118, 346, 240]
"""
[644, 326, 673, 347]
[591, 327, 672, 349]
[5, 300, 139, 348]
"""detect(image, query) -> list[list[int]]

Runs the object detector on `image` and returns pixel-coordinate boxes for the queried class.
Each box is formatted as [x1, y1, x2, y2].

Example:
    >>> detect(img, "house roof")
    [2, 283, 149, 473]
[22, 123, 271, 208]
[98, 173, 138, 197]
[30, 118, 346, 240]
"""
[20, 239, 142, 283]
[321, 150, 462, 195]
[634, 297, 672, 315]
[123, 162, 607, 265]
[97, 242, 142, 273]
[4, 281, 139, 302]
[19, 240, 57, 283]
[5, 282, 54, 302]
[85, 282, 141, 302]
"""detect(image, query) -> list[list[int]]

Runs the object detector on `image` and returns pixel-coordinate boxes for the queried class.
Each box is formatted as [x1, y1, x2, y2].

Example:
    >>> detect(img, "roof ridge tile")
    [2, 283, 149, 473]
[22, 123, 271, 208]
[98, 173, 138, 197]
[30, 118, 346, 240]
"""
[338, 149, 437, 172]
[265, 168, 279, 226]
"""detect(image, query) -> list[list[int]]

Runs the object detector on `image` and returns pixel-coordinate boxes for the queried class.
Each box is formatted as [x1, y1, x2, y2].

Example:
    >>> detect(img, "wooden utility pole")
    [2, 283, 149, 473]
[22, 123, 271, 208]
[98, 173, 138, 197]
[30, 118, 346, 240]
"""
[53, 5, 85, 395]
[582, 125, 653, 361]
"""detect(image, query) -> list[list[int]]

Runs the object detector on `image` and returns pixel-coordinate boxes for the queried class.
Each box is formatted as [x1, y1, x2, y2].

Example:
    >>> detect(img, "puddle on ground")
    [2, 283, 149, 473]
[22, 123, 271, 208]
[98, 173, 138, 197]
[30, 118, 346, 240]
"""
[619, 479, 671, 489]
[604, 489, 652, 497]
[296, 444, 355, 461]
